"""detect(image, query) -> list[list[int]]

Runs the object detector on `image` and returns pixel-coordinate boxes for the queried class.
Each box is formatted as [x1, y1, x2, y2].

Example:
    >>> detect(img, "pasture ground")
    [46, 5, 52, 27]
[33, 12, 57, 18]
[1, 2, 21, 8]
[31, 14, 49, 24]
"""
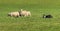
[0, 0, 60, 31]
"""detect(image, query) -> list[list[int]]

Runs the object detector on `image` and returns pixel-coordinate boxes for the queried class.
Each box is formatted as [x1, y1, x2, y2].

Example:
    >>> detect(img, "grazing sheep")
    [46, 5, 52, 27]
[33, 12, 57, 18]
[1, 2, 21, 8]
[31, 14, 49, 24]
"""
[19, 9, 31, 17]
[43, 14, 53, 18]
[8, 12, 20, 17]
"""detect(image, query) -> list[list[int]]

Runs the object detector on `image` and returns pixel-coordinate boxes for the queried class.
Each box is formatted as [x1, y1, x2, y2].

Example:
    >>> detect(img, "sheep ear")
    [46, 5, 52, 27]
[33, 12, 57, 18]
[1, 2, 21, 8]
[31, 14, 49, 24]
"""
[21, 9, 23, 11]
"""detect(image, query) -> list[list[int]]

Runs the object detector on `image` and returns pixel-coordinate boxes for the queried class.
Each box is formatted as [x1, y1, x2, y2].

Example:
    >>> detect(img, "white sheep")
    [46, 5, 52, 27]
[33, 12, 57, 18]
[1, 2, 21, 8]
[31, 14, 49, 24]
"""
[20, 9, 31, 17]
[8, 11, 20, 17]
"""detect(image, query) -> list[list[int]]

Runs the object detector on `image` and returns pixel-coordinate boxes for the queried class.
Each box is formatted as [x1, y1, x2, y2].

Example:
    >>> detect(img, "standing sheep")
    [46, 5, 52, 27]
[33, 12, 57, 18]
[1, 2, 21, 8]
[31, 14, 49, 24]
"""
[8, 11, 20, 17]
[19, 9, 31, 17]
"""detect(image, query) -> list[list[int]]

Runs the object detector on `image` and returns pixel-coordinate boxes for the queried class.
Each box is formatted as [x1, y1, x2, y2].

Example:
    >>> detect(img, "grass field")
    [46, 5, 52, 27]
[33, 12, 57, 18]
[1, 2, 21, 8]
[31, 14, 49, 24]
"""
[0, 0, 60, 31]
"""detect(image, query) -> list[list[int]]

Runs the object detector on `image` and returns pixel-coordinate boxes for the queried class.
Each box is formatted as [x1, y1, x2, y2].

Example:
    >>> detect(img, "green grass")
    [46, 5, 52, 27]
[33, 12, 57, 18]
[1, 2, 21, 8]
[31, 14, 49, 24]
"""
[0, 0, 60, 31]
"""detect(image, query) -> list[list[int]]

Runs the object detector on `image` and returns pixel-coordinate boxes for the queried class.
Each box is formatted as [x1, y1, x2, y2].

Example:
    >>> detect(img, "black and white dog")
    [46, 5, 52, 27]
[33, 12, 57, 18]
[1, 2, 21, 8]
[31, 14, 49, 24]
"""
[43, 14, 53, 18]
